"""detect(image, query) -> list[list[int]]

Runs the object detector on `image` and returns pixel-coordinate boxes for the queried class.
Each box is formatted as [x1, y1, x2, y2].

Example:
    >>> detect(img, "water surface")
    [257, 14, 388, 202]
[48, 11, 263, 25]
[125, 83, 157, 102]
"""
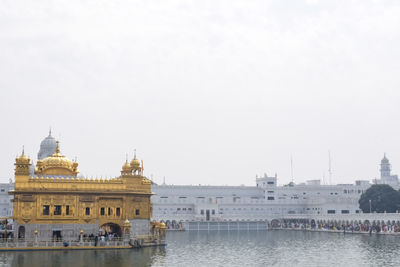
[1, 230, 400, 266]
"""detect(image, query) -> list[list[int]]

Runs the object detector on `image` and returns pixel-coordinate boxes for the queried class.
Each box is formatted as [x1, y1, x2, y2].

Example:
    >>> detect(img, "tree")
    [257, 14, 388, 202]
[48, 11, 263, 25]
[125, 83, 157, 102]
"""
[359, 184, 400, 213]
[284, 182, 295, 187]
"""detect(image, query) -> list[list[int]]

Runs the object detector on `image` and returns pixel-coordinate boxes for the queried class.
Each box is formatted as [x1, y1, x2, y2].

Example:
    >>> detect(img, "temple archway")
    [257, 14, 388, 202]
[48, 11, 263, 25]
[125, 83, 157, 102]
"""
[100, 223, 122, 237]
[18, 226, 25, 239]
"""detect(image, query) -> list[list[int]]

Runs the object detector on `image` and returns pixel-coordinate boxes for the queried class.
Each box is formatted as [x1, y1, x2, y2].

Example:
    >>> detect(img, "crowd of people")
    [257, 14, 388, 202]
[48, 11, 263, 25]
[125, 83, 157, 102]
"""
[271, 219, 400, 234]
[162, 220, 184, 230]
[83, 232, 122, 246]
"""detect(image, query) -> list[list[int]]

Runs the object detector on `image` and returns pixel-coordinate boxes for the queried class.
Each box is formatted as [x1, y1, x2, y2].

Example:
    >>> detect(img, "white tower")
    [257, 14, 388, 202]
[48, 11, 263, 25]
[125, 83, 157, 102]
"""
[380, 153, 391, 178]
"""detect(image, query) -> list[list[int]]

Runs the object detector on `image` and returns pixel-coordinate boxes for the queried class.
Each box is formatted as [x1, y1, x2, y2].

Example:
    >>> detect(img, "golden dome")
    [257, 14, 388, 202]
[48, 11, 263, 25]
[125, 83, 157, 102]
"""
[35, 141, 79, 176]
[130, 150, 141, 170]
[123, 218, 131, 227]
[122, 160, 131, 171]
[130, 158, 140, 168]
[160, 222, 166, 229]
[15, 146, 30, 164]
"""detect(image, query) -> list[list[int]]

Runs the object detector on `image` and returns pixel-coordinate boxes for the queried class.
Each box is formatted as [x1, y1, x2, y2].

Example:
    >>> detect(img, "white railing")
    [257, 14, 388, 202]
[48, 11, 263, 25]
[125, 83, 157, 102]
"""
[0, 238, 130, 248]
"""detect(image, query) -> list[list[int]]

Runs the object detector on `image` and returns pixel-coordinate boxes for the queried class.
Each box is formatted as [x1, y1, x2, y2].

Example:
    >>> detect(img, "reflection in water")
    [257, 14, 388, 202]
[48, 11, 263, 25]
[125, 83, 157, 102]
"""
[1, 231, 400, 266]
[0, 246, 166, 267]
[152, 231, 400, 267]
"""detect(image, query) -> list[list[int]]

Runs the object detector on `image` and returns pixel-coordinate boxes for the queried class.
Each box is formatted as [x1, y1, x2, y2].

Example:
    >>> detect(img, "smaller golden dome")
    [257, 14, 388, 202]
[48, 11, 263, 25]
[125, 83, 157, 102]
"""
[123, 218, 131, 227]
[16, 146, 30, 164]
[130, 158, 140, 168]
[130, 150, 141, 169]
[160, 222, 166, 229]
[122, 160, 131, 171]
[122, 154, 132, 172]
[18, 153, 29, 161]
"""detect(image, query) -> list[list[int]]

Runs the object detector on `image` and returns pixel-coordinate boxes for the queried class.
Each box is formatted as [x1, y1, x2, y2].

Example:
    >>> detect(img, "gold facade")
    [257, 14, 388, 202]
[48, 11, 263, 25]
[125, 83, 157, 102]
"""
[11, 143, 152, 235]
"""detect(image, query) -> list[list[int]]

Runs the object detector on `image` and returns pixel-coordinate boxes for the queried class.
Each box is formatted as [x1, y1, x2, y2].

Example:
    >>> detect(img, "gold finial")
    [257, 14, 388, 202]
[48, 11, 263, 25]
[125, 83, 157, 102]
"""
[134, 149, 137, 159]
[22, 145, 25, 156]
[55, 140, 60, 154]
[126, 153, 128, 163]
[124, 217, 131, 227]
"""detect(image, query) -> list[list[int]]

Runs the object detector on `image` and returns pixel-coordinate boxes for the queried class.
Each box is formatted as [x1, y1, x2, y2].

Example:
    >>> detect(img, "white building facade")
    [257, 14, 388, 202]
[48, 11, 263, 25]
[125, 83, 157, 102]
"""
[151, 175, 371, 223]
[0, 180, 14, 218]
[151, 155, 400, 223]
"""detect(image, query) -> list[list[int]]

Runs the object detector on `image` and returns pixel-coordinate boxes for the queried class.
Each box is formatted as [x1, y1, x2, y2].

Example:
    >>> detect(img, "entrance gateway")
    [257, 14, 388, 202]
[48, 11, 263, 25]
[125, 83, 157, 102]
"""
[18, 226, 25, 239]
[52, 229, 62, 240]
[100, 223, 122, 237]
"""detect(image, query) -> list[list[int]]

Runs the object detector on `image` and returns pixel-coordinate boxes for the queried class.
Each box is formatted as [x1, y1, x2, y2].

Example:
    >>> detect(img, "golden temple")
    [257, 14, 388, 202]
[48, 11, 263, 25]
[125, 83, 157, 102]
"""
[11, 138, 153, 241]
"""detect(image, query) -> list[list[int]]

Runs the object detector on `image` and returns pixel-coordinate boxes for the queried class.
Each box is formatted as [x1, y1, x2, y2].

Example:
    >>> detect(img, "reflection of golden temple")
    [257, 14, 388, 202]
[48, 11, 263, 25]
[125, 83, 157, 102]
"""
[150, 221, 167, 239]
[11, 138, 153, 241]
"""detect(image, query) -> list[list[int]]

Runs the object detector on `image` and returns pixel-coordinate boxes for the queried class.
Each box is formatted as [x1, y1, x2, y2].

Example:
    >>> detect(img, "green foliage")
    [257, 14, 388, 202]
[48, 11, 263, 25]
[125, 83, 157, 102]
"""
[359, 184, 400, 213]
[284, 182, 295, 187]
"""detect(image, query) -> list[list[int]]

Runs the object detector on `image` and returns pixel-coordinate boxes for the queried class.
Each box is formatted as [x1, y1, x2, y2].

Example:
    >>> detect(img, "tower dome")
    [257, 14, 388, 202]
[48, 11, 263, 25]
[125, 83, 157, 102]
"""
[381, 153, 389, 164]
[37, 129, 57, 160]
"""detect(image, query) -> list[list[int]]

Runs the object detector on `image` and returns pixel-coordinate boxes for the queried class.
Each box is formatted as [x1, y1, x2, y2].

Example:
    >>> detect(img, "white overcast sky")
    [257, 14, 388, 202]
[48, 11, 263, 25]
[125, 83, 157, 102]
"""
[1, 0, 399, 186]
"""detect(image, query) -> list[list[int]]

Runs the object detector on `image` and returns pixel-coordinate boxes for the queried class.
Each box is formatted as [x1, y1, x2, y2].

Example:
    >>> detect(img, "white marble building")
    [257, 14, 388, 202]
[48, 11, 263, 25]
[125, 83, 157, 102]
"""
[151, 175, 371, 223]
[151, 155, 400, 223]
[0, 180, 14, 218]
